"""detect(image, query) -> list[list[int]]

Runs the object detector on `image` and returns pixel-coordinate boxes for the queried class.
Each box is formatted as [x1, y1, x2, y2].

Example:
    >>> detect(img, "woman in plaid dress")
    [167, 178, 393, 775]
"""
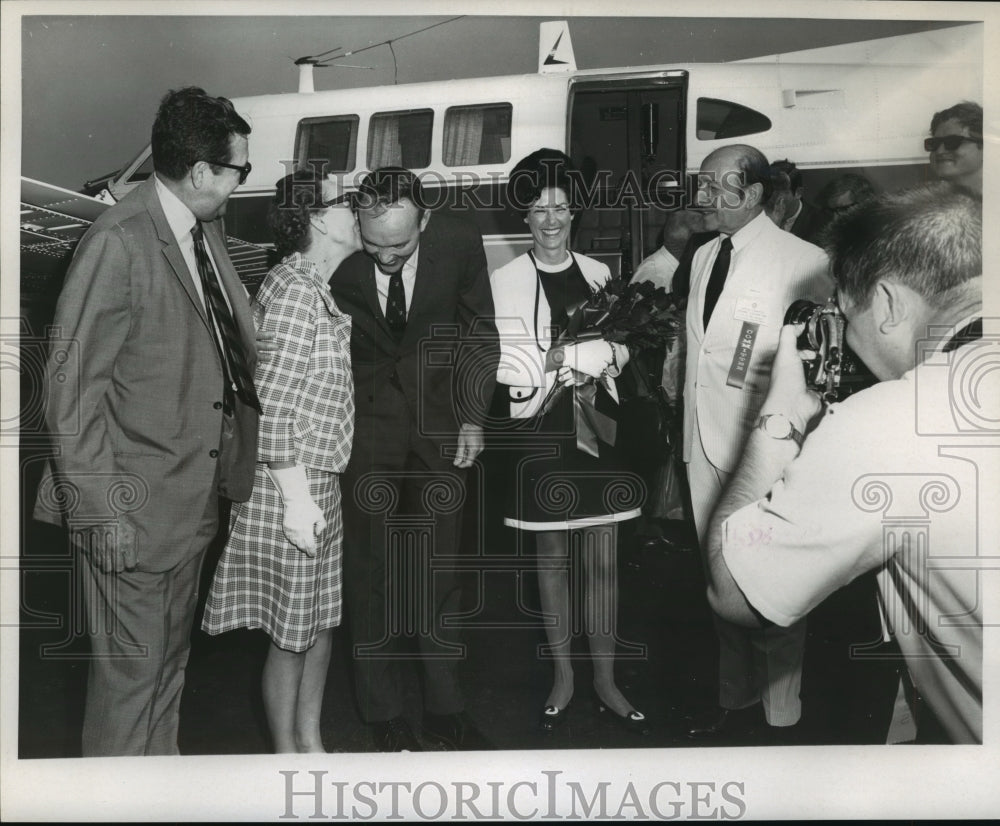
[202, 170, 359, 752]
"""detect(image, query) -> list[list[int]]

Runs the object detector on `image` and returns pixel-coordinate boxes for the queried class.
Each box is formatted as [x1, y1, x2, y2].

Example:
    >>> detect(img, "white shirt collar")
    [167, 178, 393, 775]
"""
[726, 209, 771, 252]
[404, 243, 419, 276]
[154, 174, 198, 245]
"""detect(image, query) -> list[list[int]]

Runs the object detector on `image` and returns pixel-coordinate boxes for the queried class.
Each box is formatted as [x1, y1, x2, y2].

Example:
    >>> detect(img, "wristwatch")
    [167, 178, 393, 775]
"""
[755, 413, 805, 447]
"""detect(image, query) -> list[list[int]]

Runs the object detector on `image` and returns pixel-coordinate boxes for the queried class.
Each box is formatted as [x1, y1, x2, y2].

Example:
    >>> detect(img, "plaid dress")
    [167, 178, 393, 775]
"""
[203, 254, 354, 652]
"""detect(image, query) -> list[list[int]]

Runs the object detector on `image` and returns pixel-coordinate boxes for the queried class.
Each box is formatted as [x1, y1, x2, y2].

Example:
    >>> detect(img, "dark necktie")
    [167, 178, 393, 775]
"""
[191, 222, 261, 413]
[702, 235, 733, 329]
[385, 271, 407, 338]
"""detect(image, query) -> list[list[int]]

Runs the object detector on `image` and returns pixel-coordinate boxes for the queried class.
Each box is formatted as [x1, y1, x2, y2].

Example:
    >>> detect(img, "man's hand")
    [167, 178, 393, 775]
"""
[255, 329, 279, 363]
[759, 323, 825, 434]
[80, 516, 138, 574]
[453, 423, 484, 468]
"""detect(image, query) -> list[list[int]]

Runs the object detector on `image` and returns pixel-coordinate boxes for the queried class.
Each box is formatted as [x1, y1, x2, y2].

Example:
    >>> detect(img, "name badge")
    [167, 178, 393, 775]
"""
[734, 296, 769, 325]
[726, 321, 759, 389]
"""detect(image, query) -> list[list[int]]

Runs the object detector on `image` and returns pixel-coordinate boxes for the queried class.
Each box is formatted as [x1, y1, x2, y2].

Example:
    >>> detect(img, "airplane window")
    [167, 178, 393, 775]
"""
[696, 98, 772, 140]
[295, 115, 360, 173]
[368, 109, 434, 170]
[443, 103, 512, 166]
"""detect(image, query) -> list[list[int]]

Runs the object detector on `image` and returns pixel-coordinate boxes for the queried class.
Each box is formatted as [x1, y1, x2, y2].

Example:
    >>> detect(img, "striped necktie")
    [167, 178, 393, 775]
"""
[191, 222, 261, 413]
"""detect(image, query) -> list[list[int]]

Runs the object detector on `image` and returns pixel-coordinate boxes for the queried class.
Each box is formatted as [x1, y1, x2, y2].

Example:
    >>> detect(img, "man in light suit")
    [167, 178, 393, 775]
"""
[34, 87, 259, 756]
[330, 168, 499, 752]
[682, 144, 832, 741]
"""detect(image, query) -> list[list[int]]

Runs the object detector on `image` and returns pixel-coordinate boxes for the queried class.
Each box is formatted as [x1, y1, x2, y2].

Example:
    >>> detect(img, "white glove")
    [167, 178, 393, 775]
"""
[266, 465, 326, 556]
[560, 340, 614, 378]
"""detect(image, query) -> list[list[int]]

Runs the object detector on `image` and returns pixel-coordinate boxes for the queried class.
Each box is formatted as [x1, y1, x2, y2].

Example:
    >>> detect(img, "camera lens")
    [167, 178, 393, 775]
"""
[784, 300, 823, 351]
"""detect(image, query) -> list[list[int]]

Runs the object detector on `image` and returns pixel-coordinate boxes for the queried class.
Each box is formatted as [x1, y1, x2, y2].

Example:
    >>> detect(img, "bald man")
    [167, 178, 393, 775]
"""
[682, 144, 832, 741]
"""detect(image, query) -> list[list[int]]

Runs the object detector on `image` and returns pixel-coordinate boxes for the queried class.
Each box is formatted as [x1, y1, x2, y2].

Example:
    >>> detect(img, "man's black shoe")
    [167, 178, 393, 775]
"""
[641, 534, 683, 552]
[371, 717, 423, 752]
[422, 712, 495, 751]
[685, 704, 762, 740]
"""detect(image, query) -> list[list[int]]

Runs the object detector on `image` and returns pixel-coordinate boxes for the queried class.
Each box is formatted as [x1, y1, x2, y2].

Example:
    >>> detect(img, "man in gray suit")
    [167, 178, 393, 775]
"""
[35, 87, 259, 756]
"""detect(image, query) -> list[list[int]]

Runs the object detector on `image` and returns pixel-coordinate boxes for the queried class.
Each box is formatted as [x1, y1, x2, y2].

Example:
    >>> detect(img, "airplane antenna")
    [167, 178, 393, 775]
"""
[296, 15, 465, 87]
[389, 41, 398, 85]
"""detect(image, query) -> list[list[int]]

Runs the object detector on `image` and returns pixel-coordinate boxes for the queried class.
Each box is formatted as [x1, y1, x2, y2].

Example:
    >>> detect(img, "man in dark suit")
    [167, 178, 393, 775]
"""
[765, 159, 830, 244]
[34, 87, 260, 756]
[331, 168, 498, 751]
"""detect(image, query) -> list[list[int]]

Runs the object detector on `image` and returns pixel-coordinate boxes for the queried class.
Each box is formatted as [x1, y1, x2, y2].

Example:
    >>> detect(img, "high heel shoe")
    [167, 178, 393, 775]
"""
[596, 701, 651, 736]
[540, 703, 570, 733]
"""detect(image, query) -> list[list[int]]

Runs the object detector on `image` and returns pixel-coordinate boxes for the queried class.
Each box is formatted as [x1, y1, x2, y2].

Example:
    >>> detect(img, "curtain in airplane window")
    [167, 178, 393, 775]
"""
[443, 109, 485, 166]
[369, 115, 402, 169]
[479, 108, 506, 165]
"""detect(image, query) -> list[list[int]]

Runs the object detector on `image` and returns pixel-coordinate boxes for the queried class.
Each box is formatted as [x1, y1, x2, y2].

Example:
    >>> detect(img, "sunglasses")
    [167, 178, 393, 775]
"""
[204, 160, 252, 185]
[923, 135, 983, 153]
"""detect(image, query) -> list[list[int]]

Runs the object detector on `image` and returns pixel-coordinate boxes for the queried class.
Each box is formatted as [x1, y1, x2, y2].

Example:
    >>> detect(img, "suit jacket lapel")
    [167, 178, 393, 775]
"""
[357, 258, 392, 338]
[402, 219, 435, 347]
[142, 178, 211, 329]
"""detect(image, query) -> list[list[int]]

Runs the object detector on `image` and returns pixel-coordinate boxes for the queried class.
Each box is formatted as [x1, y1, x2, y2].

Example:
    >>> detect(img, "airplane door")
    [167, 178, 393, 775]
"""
[568, 74, 686, 279]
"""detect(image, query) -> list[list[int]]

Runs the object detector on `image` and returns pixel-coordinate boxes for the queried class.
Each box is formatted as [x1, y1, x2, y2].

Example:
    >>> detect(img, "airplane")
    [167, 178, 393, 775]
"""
[20, 20, 982, 316]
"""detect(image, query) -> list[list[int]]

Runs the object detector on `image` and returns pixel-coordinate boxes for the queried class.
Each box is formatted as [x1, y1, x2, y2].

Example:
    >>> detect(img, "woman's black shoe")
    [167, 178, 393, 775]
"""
[597, 702, 651, 736]
[540, 703, 570, 733]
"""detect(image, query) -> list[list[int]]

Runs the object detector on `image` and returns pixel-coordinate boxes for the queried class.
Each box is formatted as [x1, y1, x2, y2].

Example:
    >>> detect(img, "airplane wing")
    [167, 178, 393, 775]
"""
[20, 176, 272, 301]
[20, 177, 110, 297]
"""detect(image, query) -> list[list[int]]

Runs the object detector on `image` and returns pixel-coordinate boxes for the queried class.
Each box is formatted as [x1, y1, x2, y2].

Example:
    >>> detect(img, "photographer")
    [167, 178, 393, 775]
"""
[704, 184, 987, 744]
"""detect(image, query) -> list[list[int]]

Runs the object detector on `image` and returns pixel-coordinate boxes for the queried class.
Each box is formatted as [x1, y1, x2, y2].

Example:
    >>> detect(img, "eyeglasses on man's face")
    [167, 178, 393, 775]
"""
[204, 160, 252, 185]
[923, 135, 983, 153]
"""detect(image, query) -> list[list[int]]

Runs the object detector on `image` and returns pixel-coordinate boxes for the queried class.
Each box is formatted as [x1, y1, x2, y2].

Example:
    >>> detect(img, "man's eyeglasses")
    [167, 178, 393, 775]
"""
[204, 160, 252, 185]
[923, 135, 983, 153]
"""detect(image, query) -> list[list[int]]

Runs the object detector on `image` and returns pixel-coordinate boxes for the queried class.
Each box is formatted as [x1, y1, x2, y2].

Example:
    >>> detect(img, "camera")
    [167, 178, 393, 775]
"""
[784, 297, 876, 402]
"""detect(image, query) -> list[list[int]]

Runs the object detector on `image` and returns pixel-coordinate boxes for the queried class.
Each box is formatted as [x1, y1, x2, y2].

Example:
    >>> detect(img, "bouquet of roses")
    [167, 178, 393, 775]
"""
[540, 277, 683, 455]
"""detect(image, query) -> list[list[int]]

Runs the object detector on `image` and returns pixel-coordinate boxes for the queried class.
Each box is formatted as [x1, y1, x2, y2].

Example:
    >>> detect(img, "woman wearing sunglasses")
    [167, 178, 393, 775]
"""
[202, 169, 360, 752]
[926, 101, 983, 197]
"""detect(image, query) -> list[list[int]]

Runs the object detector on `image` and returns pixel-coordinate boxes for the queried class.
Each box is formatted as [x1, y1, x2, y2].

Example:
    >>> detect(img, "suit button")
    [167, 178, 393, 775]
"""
[209, 449, 219, 458]
[213, 402, 223, 410]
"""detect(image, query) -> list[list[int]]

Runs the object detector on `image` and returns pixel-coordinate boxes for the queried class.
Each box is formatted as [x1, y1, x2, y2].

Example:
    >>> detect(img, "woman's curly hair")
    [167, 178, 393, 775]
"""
[268, 170, 328, 259]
